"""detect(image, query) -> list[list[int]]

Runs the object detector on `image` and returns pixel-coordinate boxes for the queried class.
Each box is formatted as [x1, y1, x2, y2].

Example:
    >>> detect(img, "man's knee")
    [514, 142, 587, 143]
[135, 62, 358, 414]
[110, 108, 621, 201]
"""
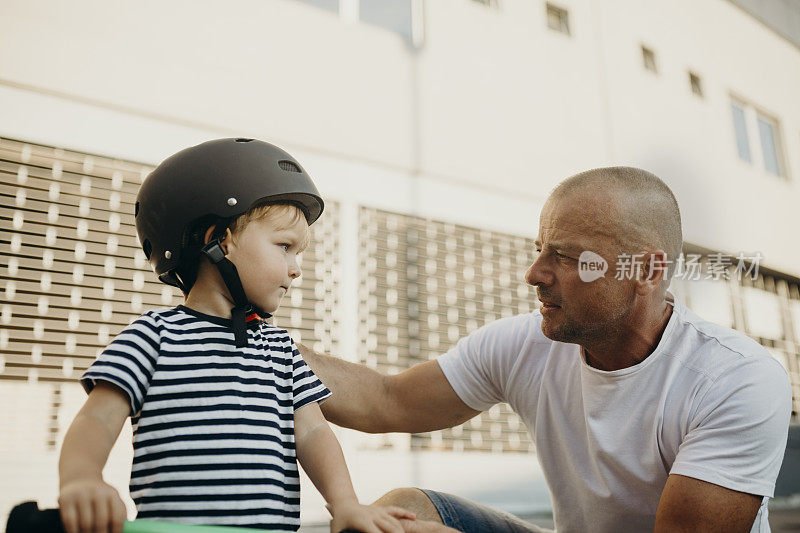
[373, 488, 443, 523]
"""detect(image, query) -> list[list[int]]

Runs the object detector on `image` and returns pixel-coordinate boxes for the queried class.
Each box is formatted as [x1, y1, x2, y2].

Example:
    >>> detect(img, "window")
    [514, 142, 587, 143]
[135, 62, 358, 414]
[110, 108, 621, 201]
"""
[294, 0, 420, 45]
[730, 100, 752, 163]
[757, 112, 784, 176]
[689, 72, 703, 97]
[295, 0, 339, 15]
[641, 45, 657, 73]
[729, 97, 787, 178]
[360, 0, 413, 40]
[546, 3, 570, 35]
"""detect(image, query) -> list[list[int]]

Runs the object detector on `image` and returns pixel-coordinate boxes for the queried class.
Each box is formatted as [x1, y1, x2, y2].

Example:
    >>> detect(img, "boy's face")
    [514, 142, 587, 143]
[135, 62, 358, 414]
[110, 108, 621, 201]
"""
[225, 210, 309, 314]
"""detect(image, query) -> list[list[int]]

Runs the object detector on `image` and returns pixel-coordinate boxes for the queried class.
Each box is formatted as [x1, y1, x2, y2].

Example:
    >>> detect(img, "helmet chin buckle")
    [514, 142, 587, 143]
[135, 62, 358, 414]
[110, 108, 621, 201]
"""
[202, 239, 252, 348]
[202, 240, 227, 263]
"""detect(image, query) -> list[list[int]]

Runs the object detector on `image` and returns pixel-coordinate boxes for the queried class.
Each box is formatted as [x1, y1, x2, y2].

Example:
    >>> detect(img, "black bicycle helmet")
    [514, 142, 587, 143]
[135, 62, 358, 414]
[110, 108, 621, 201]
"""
[135, 137, 324, 346]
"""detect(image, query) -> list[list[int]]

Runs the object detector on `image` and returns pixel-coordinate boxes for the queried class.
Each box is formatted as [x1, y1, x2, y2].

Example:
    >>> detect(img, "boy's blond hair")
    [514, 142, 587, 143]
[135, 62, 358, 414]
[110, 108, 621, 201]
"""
[227, 202, 310, 251]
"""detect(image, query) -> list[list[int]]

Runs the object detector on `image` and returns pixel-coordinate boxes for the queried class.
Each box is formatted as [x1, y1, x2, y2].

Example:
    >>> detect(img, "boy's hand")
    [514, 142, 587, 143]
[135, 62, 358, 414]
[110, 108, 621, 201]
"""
[329, 501, 416, 533]
[59, 478, 127, 533]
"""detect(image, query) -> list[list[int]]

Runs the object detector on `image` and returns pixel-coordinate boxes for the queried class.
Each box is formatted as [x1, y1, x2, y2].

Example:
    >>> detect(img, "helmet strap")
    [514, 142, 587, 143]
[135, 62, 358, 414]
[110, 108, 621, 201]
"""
[201, 238, 252, 348]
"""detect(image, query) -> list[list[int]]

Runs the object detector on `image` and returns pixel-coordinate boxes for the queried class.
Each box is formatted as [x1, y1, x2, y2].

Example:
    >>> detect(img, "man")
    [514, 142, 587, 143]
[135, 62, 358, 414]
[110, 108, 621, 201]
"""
[300, 167, 792, 532]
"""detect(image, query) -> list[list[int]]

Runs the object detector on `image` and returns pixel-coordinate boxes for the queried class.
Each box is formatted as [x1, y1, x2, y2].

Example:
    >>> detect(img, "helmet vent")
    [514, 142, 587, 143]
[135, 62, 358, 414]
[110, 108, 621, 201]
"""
[235, 138, 253, 143]
[143, 238, 152, 260]
[135, 201, 140, 217]
[279, 160, 301, 173]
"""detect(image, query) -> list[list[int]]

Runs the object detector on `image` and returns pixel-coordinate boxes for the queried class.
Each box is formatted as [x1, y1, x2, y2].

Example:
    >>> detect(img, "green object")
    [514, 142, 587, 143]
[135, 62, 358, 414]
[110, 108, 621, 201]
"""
[123, 519, 282, 533]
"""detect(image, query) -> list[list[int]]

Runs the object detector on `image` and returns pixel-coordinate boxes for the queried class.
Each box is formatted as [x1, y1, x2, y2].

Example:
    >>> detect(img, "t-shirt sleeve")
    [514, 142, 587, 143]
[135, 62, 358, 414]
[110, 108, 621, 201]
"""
[669, 356, 792, 498]
[291, 342, 332, 411]
[81, 312, 161, 416]
[437, 314, 535, 412]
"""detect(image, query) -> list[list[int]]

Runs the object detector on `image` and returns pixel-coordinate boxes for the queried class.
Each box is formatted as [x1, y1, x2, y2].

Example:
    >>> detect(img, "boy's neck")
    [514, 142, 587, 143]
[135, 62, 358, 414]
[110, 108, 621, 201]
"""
[184, 277, 236, 319]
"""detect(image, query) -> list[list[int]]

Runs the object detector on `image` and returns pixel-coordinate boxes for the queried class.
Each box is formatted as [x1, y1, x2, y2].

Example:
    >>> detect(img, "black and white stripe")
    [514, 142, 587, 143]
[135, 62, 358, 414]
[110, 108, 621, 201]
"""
[82, 306, 331, 530]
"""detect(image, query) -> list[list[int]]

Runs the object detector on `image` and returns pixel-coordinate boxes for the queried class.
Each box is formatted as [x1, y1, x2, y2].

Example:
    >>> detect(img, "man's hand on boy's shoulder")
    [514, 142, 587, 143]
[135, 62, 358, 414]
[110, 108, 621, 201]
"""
[329, 501, 416, 533]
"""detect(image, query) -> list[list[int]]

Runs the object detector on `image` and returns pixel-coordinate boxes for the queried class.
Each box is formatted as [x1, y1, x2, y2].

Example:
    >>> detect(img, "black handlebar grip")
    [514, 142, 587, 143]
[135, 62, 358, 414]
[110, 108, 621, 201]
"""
[7, 501, 66, 533]
[6, 500, 364, 533]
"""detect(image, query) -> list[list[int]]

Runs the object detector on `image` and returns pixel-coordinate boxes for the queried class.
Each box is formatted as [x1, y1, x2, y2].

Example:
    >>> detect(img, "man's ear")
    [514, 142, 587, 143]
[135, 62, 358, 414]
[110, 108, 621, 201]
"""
[636, 250, 669, 295]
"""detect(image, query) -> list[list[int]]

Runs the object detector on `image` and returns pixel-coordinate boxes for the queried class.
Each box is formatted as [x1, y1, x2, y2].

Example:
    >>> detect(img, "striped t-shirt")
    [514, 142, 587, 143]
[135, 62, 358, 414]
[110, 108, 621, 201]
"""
[82, 305, 331, 531]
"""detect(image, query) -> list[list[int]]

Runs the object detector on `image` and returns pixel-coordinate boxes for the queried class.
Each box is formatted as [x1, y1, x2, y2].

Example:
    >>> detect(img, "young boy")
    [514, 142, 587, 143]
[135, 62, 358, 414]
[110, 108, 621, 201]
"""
[58, 139, 414, 533]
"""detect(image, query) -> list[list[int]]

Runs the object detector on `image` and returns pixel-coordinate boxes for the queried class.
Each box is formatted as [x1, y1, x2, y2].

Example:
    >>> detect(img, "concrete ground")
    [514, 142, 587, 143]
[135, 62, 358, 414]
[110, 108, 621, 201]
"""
[769, 507, 800, 532]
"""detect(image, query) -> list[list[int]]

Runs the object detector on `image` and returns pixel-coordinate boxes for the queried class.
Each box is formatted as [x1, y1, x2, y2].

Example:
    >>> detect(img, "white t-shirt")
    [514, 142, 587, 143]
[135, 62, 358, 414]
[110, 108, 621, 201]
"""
[438, 299, 792, 532]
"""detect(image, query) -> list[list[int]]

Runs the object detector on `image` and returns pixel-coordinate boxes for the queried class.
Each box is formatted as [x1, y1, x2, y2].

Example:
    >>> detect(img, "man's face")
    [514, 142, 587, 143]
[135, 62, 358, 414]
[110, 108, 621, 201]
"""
[226, 210, 308, 314]
[525, 190, 635, 344]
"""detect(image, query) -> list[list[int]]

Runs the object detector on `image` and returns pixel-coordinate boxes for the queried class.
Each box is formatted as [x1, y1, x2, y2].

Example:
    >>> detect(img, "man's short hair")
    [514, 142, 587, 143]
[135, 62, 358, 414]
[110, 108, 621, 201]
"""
[552, 166, 683, 284]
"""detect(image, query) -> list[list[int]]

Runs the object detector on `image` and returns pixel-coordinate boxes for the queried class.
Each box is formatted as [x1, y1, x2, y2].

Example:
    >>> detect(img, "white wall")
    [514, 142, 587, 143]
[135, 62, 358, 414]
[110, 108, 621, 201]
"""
[0, 0, 416, 169]
[416, 0, 610, 193]
[595, 0, 800, 276]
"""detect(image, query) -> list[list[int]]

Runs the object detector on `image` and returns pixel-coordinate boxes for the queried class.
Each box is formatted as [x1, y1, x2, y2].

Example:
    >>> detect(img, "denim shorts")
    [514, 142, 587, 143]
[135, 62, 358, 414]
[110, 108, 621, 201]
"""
[420, 489, 552, 533]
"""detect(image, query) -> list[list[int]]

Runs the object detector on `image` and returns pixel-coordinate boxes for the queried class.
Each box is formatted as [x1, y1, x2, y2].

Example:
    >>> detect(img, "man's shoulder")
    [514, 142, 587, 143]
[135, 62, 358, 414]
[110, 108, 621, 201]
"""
[443, 311, 556, 368]
[474, 311, 550, 345]
[669, 301, 781, 380]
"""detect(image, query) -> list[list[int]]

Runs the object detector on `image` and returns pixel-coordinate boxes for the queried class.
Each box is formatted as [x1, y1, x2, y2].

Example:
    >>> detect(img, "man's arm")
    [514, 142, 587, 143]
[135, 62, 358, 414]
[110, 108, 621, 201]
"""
[298, 344, 481, 434]
[656, 358, 790, 532]
[654, 474, 762, 532]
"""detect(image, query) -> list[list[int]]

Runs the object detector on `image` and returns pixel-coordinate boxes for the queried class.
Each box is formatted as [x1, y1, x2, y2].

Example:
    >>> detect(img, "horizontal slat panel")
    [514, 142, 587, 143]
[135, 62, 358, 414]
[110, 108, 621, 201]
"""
[0, 364, 84, 383]
[359, 206, 534, 453]
[0, 164, 140, 203]
[0, 189, 132, 221]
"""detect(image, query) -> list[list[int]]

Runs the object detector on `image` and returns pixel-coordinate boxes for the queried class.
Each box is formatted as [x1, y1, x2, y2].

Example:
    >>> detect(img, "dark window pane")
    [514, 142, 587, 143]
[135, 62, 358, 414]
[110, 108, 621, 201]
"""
[689, 72, 703, 97]
[642, 46, 657, 73]
[546, 3, 570, 35]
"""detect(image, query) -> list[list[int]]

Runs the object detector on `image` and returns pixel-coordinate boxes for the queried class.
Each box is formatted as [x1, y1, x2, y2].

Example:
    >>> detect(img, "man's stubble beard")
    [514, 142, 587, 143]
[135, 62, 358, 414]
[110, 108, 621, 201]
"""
[542, 297, 631, 346]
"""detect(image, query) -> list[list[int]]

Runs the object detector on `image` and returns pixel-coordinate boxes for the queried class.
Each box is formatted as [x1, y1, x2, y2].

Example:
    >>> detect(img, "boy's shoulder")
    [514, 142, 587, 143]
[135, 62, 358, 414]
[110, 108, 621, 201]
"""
[133, 306, 192, 326]
[257, 322, 296, 345]
[144, 306, 182, 317]
[123, 307, 223, 339]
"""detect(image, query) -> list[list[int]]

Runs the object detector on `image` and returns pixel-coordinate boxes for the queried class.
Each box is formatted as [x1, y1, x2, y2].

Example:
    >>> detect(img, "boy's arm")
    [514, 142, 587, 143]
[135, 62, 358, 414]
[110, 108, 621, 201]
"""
[58, 382, 131, 533]
[294, 402, 413, 533]
[294, 401, 358, 508]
